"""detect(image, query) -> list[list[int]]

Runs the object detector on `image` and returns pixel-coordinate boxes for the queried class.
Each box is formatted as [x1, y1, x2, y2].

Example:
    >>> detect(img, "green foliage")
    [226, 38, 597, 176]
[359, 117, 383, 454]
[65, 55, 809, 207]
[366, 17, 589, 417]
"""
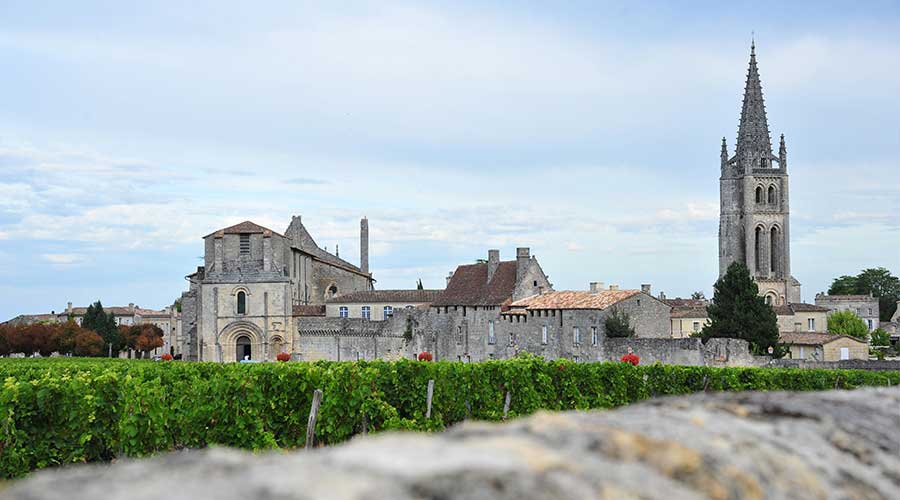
[827, 310, 870, 341]
[702, 262, 782, 356]
[870, 328, 890, 348]
[0, 357, 898, 479]
[604, 308, 635, 338]
[691, 291, 706, 300]
[81, 301, 125, 355]
[828, 267, 900, 322]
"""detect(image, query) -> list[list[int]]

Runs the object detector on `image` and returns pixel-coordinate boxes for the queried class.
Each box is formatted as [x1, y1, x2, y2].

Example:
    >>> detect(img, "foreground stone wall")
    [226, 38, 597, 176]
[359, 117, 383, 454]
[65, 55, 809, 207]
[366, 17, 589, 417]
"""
[771, 358, 900, 371]
[7, 387, 899, 499]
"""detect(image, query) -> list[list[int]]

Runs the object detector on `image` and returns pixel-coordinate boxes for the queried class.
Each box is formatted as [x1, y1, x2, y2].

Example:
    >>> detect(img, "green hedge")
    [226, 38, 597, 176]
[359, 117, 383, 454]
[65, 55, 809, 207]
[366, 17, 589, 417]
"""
[1, 356, 897, 478]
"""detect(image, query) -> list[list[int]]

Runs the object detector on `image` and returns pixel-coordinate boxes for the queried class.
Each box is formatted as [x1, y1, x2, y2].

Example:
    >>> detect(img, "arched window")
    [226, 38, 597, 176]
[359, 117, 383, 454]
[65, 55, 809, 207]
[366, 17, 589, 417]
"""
[768, 186, 776, 204]
[759, 157, 767, 168]
[237, 291, 247, 315]
[770, 226, 779, 275]
[754, 226, 762, 274]
[765, 294, 773, 306]
[327, 285, 338, 298]
[755, 186, 763, 203]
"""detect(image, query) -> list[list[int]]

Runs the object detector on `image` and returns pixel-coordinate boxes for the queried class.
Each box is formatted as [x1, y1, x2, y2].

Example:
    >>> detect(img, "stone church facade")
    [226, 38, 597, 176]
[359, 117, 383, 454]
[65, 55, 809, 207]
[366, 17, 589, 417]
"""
[179, 217, 373, 362]
[719, 43, 801, 306]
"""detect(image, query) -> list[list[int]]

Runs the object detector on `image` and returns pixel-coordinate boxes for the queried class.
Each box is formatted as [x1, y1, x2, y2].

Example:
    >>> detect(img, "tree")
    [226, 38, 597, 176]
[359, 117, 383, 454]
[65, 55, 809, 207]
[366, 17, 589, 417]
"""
[828, 268, 900, 321]
[416, 279, 424, 290]
[701, 262, 782, 356]
[604, 307, 635, 338]
[52, 321, 80, 355]
[74, 329, 104, 357]
[123, 324, 164, 358]
[81, 301, 124, 355]
[691, 291, 706, 300]
[826, 310, 870, 341]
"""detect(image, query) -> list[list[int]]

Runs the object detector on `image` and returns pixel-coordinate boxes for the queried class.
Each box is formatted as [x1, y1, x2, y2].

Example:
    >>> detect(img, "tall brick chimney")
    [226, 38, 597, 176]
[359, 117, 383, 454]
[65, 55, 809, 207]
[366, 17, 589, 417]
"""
[360, 217, 369, 274]
[487, 249, 500, 282]
[516, 247, 530, 283]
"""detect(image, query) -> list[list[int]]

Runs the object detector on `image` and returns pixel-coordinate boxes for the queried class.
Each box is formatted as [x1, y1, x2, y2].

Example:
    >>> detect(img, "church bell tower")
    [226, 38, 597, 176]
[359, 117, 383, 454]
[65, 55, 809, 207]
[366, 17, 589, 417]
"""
[718, 42, 801, 305]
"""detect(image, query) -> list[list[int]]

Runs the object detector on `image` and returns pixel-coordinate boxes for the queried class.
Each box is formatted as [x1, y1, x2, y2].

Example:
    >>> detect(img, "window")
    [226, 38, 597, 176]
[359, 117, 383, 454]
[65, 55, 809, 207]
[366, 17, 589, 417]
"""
[765, 294, 773, 306]
[508, 333, 515, 346]
[541, 325, 548, 344]
[488, 321, 495, 344]
[361, 306, 371, 320]
[840, 347, 850, 360]
[755, 186, 763, 203]
[767, 186, 776, 204]
[573, 355, 580, 363]
[457, 326, 463, 344]
[533, 280, 538, 286]
[339, 306, 348, 318]
[692, 321, 700, 332]
[237, 291, 247, 314]
[867, 319, 874, 331]
[573, 326, 581, 346]
[868, 308, 873, 315]
[327, 285, 338, 298]
[590, 326, 598, 346]
[807, 318, 815, 332]
[759, 157, 767, 168]
[239, 233, 250, 255]
[383, 306, 393, 318]
[799, 346, 806, 359]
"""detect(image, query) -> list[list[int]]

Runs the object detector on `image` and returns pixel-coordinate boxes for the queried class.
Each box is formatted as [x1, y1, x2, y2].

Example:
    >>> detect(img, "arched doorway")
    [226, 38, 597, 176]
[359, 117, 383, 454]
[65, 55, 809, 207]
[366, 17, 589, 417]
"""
[236, 335, 252, 361]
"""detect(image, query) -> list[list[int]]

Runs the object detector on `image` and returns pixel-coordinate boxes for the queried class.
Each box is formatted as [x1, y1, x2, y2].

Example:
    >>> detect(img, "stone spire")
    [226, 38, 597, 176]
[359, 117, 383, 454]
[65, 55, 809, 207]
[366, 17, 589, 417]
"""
[735, 41, 772, 162]
[720, 137, 728, 167]
[778, 133, 787, 170]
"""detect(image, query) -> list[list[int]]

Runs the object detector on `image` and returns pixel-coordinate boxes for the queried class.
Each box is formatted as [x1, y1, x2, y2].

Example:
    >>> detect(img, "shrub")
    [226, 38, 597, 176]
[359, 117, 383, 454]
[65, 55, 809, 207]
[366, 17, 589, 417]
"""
[605, 307, 635, 338]
[827, 310, 870, 341]
[276, 352, 291, 362]
[417, 351, 433, 361]
[160, 354, 173, 361]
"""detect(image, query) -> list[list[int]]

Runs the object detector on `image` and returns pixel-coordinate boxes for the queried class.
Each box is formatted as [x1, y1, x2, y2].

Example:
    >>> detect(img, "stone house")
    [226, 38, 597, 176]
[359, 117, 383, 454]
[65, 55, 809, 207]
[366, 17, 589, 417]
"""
[664, 298, 710, 338]
[779, 332, 868, 361]
[814, 293, 880, 333]
[773, 303, 829, 334]
[179, 216, 374, 362]
[325, 289, 443, 320]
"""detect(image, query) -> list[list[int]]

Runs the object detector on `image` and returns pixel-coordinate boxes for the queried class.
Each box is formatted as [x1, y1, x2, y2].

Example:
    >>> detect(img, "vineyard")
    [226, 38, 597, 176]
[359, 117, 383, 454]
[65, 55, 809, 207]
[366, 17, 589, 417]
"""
[1, 356, 898, 479]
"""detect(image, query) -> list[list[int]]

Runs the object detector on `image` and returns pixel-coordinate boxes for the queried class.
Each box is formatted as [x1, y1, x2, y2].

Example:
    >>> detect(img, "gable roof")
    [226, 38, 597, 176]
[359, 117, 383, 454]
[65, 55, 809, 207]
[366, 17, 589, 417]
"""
[285, 217, 370, 278]
[432, 261, 518, 307]
[779, 332, 866, 346]
[510, 290, 641, 310]
[663, 298, 708, 308]
[774, 303, 831, 316]
[326, 289, 443, 304]
[671, 306, 708, 319]
[204, 221, 283, 238]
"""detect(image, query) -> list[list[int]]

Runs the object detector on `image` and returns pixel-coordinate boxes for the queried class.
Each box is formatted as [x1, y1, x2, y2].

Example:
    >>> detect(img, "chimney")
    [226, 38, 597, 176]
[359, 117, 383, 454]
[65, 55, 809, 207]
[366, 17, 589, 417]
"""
[487, 249, 500, 282]
[335, 244, 339, 258]
[641, 284, 652, 295]
[214, 234, 224, 271]
[516, 247, 530, 282]
[67, 302, 73, 313]
[658, 291, 667, 300]
[609, 284, 620, 291]
[446, 271, 454, 286]
[538, 286, 544, 295]
[589, 282, 604, 293]
[129, 303, 135, 312]
[262, 232, 272, 271]
[360, 217, 369, 274]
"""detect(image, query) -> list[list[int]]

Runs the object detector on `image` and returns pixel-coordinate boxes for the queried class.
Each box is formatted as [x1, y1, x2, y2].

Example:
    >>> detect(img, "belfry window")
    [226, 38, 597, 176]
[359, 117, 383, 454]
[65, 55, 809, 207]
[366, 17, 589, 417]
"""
[759, 157, 767, 168]
[755, 186, 763, 203]
[237, 291, 247, 314]
[239, 233, 250, 255]
[767, 186, 776, 204]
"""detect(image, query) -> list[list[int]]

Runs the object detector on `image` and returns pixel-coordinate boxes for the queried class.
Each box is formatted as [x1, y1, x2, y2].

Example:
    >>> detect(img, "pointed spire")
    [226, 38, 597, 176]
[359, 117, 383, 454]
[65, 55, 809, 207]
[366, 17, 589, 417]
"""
[779, 133, 787, 170]
[736, 41, 772, 162]
[720, 137, 728, 166]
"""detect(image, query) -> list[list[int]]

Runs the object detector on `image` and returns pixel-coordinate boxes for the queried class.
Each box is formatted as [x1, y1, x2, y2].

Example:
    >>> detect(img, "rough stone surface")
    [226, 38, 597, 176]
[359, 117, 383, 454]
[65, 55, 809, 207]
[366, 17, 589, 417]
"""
[6, 388, 899, 499]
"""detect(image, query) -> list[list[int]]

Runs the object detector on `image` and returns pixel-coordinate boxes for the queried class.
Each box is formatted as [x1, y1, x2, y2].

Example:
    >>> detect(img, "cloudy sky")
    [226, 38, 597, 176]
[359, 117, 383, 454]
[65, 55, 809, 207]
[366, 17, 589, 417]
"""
[1, 1, 898, 320]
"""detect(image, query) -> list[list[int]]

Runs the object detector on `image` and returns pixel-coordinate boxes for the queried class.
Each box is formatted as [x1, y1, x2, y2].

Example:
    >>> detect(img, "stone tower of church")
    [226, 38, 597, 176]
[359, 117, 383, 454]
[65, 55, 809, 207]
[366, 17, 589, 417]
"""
[719, 42, 801, 306]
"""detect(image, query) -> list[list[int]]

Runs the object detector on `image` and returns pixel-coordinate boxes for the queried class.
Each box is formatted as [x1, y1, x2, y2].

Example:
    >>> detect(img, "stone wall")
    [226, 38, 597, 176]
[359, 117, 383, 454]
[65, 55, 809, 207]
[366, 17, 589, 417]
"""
[771, 358, 900, 371]
[8, 387, 900, 500]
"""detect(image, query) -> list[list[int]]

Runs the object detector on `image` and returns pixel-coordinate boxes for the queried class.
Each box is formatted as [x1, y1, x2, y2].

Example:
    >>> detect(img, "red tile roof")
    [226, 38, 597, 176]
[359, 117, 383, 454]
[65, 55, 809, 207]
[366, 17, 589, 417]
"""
[292, 305, 326, 317]
[774, 303, 831, 316]
[779, 332, 866, 346]
[433, 261, 519, 307]
[671, 306, 708, 319]
[510, 290, 641, 310]
[326, 289, 443, 304]
[663, 298, 708, 308]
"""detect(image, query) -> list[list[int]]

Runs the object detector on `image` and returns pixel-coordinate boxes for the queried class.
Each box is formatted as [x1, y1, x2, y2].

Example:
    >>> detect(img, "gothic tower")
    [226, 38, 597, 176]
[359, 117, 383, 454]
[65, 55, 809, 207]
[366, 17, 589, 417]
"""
[718, 42, 801, 305]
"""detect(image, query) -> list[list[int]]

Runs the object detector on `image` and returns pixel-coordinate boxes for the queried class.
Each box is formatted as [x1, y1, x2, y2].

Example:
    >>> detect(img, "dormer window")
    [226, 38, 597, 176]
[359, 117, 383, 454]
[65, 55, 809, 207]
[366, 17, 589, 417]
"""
[239, 233, 250, 255]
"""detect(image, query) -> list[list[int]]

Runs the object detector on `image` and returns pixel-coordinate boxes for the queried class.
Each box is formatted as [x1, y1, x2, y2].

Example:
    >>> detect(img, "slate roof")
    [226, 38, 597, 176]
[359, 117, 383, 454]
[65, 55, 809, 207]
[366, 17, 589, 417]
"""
[326, 289, 443, 304]
[671, 306, 708, 319]
[779, 332, 865, 346]
[510, 290, 641, 310]
[433, 261, 519, 307]
[205, 221, 283, 238]
[773, 303, 830, 316]
[292, 305, 326, 317]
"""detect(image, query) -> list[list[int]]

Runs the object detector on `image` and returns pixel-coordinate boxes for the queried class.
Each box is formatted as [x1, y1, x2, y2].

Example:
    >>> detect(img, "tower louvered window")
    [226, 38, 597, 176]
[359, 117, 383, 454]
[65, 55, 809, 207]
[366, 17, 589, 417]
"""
[239, 233, 250, 255]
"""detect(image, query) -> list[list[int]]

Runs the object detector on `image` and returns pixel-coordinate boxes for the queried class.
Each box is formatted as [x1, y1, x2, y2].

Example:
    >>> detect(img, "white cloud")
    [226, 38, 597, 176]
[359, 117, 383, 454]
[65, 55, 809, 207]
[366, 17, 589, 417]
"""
[41, 253, 86, 265]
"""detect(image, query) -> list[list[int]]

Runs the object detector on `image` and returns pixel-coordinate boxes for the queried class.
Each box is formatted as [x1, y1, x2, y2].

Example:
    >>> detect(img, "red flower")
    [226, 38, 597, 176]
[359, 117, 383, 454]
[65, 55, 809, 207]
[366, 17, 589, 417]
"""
[620, 353, 640, 366]
[417, 351, 433, 361]
[276, 352, 291, 362]
[160, 354, 173, 361]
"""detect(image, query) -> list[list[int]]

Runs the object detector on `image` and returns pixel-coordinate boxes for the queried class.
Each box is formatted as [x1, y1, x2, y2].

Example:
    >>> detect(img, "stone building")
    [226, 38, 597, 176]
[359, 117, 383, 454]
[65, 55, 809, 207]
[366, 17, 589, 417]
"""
[779, 333, 868, 361]
[814, 293, 880, 333]
[718, 42, 801, 306]
[773, 303, 829, 334]
[664, 298, 710, 338]
[325, 289, 443, 320]
[179, 216, 374, 362]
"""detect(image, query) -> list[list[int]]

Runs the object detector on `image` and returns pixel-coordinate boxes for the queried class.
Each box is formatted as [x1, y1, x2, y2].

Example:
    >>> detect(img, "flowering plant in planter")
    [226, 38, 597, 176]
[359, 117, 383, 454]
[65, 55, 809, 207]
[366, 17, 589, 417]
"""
[417, 351, 433, 362]
[276, 352, 291, 362]
[620, 353, 640, 366]
[160, 354, 173, 361]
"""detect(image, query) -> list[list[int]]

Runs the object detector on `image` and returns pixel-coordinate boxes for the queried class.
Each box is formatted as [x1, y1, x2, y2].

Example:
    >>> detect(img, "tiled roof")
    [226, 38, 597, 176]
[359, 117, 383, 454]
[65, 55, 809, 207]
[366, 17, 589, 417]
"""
[292, 305, 326, 317]
[663, 298, 708, 308]
[433, 261, 519, 307]
[2, 314, 58, 325]
[510, 290, 641, 310]
[816, 294, 874, 301]
[205, 220, 283, 238]
[779, 332, 865, 346]
[500, 308, 528, 316]
[671, 306, 708, 319]
[326, 289, 443, 304]
[64, 306, 137, 316]
[774, 303, 830, 316]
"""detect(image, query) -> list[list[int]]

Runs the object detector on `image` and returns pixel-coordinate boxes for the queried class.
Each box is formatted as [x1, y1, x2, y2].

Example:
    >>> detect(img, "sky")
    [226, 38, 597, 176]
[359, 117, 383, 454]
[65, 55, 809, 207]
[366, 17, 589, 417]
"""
[1, 1, 899, 320]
